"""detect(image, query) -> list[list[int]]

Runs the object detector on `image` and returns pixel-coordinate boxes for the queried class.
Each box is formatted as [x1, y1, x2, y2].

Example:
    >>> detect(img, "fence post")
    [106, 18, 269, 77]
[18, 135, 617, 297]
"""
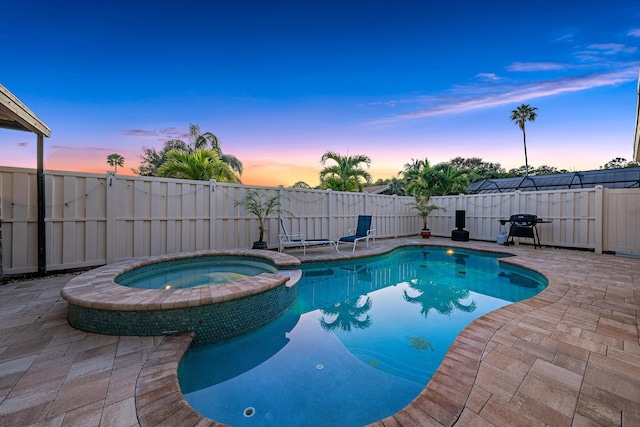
[209, 179, 217, 250]
[394, 194, 398, 237]
[595, 185, 603, 254]
[106, 172, 116, 264]
[364, 191, 370, 213]
[327, 190, 334, 239]
[277, 185, 285, 243]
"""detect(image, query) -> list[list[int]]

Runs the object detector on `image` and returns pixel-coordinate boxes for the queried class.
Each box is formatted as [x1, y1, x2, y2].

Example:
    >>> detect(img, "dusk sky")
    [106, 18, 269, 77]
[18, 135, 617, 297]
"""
[2, 1, 639, 187]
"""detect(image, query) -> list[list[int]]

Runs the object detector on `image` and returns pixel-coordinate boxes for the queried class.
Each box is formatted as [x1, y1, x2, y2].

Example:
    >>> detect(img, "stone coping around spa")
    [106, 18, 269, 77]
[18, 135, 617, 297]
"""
[60, 249, 302, 311]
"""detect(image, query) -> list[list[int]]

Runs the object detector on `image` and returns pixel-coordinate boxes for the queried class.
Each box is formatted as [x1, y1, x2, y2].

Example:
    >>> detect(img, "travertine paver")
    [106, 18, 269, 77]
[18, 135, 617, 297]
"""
[0, 237, 638, 426]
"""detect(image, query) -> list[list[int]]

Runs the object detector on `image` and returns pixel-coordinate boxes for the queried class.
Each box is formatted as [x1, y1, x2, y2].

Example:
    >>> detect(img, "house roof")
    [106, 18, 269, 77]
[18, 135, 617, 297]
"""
[0, 84, 51, 136]
[363, 184, 390, 194]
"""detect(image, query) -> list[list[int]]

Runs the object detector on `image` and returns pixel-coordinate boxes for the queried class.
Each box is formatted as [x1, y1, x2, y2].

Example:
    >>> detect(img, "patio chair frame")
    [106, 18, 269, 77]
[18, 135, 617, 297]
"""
[278, 218, 339, 255]
[338, 215, 376, 252]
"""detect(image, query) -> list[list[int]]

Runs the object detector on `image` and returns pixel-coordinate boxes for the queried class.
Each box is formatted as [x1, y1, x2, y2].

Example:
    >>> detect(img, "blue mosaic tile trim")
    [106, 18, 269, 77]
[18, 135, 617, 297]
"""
[67, 283, 297, 347]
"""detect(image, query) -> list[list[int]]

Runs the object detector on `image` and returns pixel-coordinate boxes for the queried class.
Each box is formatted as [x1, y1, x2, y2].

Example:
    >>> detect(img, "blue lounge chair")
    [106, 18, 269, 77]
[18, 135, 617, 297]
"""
[278, 218, 338, 255]
[338, 215, 376, 252]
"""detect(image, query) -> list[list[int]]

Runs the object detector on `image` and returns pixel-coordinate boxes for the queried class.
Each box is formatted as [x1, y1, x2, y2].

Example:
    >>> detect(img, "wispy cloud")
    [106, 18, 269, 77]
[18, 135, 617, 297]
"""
[123, 129, 156, 137]
[553, 32, 575, 43]
[122, 127, 189, 141]
[367, 100, 400, 108]
[476, 73, 500, 81]
[17, 142, 28, 148]
[506, 62, 569, 72]
[574, 42, 638, 63]
[369, 66, 639, 124]
[50, 145, 112, 152]
[584, 43, 637, 55]
[628, 28, 640, 37]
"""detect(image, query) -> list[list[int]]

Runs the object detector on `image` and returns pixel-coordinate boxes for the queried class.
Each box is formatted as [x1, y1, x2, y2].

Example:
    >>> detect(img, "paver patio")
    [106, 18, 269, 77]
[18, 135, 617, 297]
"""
[0, 237, 638, 426]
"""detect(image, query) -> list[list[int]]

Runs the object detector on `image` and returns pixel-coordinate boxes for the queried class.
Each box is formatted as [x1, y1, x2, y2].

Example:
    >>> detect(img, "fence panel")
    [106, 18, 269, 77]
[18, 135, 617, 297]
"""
[111, 176, 214, 262]
[212, 183, 243, 249]
[0, 168, 38, 273]
[45, 171, 109, 271]
[603, 188, 640, 254]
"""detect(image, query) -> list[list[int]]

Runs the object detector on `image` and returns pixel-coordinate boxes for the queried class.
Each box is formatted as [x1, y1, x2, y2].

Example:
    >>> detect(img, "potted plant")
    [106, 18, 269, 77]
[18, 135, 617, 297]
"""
[410, 196, 444, 238]
[235, 189, 287, 249]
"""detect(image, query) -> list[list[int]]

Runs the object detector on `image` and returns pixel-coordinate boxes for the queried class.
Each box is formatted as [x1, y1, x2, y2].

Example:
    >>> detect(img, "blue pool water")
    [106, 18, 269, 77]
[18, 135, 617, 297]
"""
[115, 256, 277, 289]
[178, 246, 547, 426]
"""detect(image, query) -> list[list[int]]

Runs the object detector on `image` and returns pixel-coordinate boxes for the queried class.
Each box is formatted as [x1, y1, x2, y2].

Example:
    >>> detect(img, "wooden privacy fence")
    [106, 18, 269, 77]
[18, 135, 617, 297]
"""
[1, 167, 639, 275]
[428, 186, 640, 256]
[0, 167, 420, 274]
[428, 189, 602, 249]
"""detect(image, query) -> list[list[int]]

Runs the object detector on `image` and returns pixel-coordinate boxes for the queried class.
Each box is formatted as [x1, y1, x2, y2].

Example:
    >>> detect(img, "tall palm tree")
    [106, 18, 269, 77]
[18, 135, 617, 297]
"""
[106, 153, 125, 173]
[428, 163, 469, 196]
[405, 159, 452, 198]
[156, 149, 240, 183]
[510, 104, 538, 177]
[135, 124, 243, 177]
[387, 176, 406, 196]
[188, 124, 243, 175]
[319, 151, 372, 192]
[189, 123, 220, 152]
[402, 157, 430, 181]
[405, 169, 431, 199]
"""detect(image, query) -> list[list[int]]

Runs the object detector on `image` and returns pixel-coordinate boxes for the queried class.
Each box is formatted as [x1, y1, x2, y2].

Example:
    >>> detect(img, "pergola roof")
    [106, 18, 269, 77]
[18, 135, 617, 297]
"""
[0, 83, 51, 136]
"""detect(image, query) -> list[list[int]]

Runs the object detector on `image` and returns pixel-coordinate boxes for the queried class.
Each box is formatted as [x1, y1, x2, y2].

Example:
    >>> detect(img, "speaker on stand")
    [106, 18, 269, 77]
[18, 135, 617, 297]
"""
[451, 210, 470, 241]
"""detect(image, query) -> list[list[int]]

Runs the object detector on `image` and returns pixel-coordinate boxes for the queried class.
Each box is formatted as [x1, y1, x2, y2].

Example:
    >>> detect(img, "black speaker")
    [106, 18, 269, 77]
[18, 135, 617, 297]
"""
[455, 210, 465, 230]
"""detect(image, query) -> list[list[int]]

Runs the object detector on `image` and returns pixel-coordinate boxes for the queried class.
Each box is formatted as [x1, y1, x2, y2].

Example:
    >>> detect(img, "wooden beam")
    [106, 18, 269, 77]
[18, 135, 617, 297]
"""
[634, 69, 640, 162]
[37, 134, 46, 275]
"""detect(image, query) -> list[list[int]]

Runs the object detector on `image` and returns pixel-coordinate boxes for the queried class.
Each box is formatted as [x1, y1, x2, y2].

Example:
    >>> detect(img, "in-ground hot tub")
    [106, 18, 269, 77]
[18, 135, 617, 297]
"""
[115, 256, 279, 289]
[60, 250, 301, 346]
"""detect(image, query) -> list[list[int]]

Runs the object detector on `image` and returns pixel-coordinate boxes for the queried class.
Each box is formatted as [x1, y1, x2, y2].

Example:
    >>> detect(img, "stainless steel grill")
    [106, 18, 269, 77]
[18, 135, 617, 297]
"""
[500, 214, 542, 249]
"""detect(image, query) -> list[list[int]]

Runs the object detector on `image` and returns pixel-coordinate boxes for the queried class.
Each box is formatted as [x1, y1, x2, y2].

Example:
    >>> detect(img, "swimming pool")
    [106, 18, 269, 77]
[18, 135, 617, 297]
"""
[178, 246, 547, 426]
